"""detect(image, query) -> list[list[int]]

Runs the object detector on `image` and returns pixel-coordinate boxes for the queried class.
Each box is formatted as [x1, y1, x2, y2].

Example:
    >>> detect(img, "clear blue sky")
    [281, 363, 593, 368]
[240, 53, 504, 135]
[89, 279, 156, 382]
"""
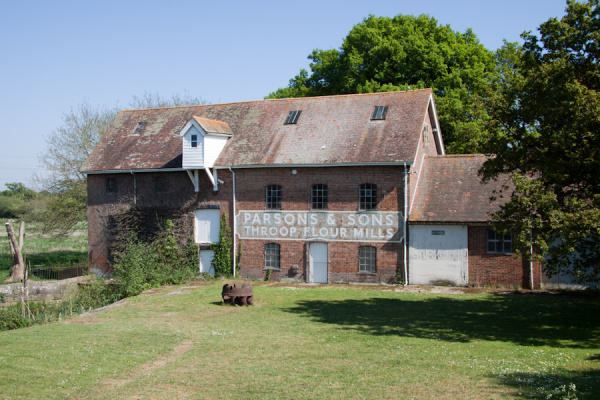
[0, 0, 570, 189]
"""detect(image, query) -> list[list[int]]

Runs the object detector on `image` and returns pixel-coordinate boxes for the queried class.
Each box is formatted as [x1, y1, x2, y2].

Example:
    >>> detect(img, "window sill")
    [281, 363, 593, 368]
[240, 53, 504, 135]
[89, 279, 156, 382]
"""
[263, 268, 281, 271]
[358, 271, 376, 275]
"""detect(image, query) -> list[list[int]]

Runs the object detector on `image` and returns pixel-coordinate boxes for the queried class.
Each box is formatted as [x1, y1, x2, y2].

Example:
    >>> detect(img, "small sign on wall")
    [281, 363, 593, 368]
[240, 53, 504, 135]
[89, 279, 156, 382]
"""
[431, 230, 445, 235]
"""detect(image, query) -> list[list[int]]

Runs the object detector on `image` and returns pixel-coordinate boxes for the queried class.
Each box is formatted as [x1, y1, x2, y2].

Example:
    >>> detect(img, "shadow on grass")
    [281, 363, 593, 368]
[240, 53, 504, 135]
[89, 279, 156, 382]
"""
[496, 369, 600, 399]
[282, 294, 600, 348]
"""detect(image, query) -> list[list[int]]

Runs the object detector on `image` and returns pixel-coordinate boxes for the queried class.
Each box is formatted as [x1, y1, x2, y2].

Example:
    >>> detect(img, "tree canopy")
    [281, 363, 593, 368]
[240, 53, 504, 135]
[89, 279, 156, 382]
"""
[267, 14, 498, 153]
[481, 0, 600, 282]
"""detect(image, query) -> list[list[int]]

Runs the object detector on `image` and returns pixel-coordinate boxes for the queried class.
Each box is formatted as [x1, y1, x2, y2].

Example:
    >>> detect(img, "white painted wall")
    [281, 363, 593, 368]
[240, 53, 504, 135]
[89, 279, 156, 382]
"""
[409, 225, 468, 286]
[205, 136, 229, 168]
[182, 125, 205, 169]
[195, 209, 220, 243]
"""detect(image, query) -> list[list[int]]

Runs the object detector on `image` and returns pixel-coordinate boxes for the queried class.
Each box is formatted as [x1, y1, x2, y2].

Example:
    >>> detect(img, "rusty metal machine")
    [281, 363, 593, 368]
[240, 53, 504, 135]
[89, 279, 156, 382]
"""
[221, 283, 254, 306]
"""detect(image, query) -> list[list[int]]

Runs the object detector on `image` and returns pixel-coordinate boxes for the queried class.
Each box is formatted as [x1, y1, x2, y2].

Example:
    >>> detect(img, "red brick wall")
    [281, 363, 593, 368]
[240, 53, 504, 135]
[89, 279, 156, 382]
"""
[87, 170, 233, 275]
[87, 166, 406, 283]
[468, 226, 542, 288]
[234, 166, 406, 283]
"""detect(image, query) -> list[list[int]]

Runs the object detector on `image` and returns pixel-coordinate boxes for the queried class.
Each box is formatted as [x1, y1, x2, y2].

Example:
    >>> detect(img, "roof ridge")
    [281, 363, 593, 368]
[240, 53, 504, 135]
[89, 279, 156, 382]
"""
[431, 154, 487, 158]
[119, 89, 434, 113]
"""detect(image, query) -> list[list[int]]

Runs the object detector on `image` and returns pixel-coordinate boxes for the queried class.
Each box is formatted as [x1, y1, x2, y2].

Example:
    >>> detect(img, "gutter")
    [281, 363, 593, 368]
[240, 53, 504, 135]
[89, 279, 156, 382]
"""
[530, 229, 534, 289]
[130, 170, 137, 205]
[214, 161, 413, 170]
[403, 162, 409, 285]
[229, 166, 237, 278]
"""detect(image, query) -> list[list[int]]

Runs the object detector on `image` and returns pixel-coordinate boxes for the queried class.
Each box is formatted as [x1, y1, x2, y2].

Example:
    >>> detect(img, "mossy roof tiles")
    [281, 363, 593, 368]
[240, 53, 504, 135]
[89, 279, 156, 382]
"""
[81, 89, 434, 172]
[410, 155, 512, 223]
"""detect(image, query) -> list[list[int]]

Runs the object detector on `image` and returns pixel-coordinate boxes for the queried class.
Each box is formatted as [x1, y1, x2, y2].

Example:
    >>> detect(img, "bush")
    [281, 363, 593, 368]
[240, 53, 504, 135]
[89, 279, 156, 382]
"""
[112, 220, 199, 297]
[0, 309, 32, 331]
[75, 277, 123, 310]
[210, 213, 241, 277]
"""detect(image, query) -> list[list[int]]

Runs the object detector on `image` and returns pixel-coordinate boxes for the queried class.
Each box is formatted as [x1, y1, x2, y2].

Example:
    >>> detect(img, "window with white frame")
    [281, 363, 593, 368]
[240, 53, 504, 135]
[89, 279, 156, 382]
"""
[265, 243, 281, 270]
[359, 246, 377, 273]
[487, 229, 513, 253]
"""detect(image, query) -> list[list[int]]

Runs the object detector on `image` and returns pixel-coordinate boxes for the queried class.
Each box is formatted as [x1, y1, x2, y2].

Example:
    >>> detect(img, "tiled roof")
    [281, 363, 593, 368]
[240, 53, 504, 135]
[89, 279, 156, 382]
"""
[192, 117, 233, 135]
[410, 155, 512, 223]
[81, 89, 434, 172]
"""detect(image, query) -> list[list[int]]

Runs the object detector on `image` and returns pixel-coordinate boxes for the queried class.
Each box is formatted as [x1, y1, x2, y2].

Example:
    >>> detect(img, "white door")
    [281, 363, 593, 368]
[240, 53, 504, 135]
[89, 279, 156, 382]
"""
[309, 242, 328, 283]
[195, 209, 220, 243]
[199, 250, 215, 275]
[408, 225, 468, 286]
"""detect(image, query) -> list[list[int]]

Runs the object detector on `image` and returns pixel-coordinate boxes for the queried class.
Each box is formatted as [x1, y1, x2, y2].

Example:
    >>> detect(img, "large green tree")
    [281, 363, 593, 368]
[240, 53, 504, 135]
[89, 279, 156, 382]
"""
[267, 14, 498, 153]
[481, 0, 600, 282]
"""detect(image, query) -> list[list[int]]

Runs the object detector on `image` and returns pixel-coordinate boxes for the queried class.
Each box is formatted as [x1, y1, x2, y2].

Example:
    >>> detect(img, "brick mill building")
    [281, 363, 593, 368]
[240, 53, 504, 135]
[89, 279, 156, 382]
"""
[81, 89, 543, 288]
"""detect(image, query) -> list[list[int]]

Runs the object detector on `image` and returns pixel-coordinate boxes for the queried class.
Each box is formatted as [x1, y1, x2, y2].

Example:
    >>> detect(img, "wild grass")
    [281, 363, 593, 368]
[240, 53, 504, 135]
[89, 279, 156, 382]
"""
[0, 219, 87, 281]
[0, 282, 598, 399]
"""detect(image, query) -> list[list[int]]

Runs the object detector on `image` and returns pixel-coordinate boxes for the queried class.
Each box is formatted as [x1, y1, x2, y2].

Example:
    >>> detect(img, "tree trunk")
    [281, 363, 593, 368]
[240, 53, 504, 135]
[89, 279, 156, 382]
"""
[5, 221, 25, 282]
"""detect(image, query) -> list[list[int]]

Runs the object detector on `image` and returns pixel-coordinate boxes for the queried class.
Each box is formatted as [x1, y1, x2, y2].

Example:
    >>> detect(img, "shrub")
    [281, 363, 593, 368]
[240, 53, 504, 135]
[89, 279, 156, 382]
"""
[0, 309, 32, 331]
[112, 220, 199, 297]
[75, 277, 123, 310]
[210, 213, 241, 277]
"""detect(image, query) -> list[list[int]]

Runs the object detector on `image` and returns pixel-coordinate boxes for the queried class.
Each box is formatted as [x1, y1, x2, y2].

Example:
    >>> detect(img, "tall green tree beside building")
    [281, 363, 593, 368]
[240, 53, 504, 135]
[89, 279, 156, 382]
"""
[481, 0, 600, 282]
[267, 14, 498, 153]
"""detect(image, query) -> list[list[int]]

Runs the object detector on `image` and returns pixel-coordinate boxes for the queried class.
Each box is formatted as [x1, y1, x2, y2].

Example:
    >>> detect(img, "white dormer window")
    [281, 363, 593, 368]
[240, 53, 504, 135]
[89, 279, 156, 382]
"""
[179, 116, 234, 192]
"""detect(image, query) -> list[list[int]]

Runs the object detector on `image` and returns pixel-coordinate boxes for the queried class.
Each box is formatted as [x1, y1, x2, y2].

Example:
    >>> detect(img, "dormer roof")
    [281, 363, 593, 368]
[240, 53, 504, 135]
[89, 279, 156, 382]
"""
[189, 116, 233, 136]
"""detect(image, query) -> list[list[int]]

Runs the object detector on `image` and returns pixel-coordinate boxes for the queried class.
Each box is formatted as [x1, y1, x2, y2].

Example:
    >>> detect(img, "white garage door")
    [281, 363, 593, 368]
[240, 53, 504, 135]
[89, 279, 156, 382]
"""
[409, 225, 468, 286]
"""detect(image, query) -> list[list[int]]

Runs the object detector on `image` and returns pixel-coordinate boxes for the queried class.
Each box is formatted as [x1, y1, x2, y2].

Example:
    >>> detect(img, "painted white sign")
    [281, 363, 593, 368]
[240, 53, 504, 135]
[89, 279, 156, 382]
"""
[236, 211, 403, 243]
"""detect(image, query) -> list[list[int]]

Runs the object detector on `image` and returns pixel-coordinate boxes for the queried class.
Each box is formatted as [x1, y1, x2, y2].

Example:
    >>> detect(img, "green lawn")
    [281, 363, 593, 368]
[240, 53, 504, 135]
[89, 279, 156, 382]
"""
[0, 282, 598, 399]
[0, 220, 87, 281]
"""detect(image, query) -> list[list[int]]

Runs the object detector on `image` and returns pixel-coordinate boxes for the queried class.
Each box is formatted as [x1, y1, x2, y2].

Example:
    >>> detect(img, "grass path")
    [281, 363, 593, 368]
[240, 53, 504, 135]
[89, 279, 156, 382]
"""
[1, 282, 598, 399]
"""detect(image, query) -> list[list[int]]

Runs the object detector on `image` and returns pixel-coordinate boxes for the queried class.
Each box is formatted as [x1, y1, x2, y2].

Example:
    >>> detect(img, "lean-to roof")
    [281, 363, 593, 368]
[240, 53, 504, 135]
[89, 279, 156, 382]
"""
[410, 155, 512, 223]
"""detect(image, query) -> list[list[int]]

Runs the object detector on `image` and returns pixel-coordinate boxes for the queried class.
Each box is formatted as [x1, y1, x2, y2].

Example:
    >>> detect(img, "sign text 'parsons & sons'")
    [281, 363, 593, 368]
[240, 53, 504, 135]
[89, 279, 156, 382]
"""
[236, 211, 403, 243]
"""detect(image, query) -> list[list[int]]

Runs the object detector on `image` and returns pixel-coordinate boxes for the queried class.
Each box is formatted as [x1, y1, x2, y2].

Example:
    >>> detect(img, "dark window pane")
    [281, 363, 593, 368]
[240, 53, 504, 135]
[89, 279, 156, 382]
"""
[265, 243, 281, 269]
[359, 184, 377, 210]
[284, 110, 302, 124]
[311, 184, 328, 210]
[266, 185, 282, 210]
[371, 106, 388, 120]
[106, 178, 117, 194]
[359, 246, 376, 273]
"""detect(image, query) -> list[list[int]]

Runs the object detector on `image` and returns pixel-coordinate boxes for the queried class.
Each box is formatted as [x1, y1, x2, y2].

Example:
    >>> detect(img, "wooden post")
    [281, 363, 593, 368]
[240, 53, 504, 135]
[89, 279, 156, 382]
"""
[5, 221, 25, 282]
